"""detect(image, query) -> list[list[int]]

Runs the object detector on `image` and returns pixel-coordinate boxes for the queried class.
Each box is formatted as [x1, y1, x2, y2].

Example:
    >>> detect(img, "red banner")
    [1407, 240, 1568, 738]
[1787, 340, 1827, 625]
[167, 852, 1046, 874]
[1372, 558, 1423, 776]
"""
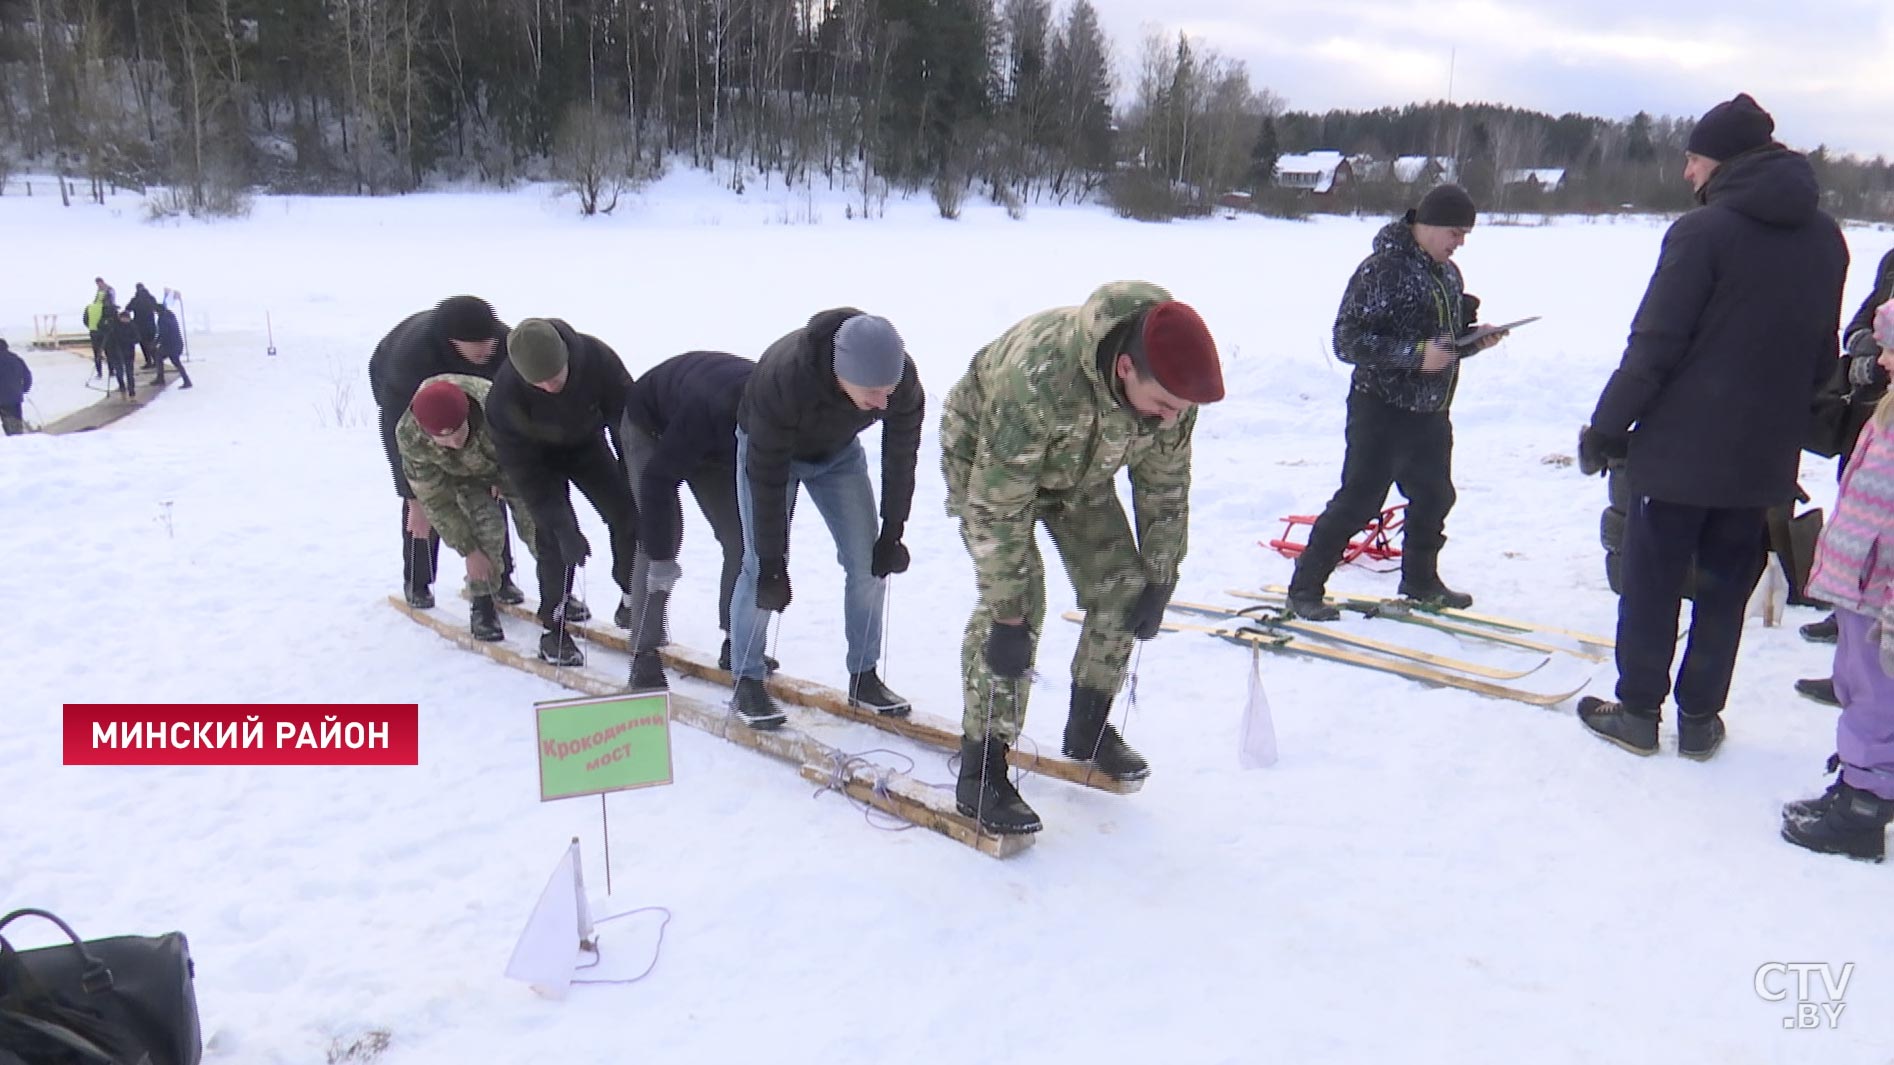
[63, 704, 420, 765]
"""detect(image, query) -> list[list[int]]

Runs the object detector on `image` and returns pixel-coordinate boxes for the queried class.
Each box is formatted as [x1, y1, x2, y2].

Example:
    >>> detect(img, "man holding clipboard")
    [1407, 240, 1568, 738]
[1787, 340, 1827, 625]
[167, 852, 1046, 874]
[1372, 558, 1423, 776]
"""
[1287, 184, 1519, 621]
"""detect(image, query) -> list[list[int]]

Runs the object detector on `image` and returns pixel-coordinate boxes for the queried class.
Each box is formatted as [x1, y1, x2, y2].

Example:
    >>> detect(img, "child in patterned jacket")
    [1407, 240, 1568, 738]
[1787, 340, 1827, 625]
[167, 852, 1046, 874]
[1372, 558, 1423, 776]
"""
[1786, 299, 1894, 860]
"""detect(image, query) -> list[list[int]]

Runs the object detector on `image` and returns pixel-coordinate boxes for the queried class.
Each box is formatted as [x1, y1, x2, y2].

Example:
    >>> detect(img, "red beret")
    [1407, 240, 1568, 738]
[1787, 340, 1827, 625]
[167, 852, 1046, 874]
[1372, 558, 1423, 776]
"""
[411, 379, 469, 435]
[1141, 301, 1223, 403]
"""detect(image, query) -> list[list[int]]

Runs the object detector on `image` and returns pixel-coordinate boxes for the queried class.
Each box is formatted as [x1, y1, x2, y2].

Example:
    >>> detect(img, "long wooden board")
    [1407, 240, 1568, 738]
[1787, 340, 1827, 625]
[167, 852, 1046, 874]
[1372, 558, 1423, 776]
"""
[391, 596, 1033, 858]
[1168, 599, 1548, 680]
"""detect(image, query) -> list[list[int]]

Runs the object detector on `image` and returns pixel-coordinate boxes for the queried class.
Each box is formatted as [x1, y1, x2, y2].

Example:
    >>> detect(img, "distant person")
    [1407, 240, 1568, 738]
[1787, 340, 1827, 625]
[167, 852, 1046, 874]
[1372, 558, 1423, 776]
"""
[1286, 183, 1508, 622]
[1781, 299, 1894, 861]
[0, 339, 31, 435]
[152, 304, 191, 389]
[725, 310, 923, 730]
[940, 282, 1223, 835]
[126, 283, 161, 368]
[1576, 93, 1847, 760]
[369, 295, 526, 612]
[488, 317, 641, 667]
[104, 307, 138, 400]
[83, 283, 110, 379]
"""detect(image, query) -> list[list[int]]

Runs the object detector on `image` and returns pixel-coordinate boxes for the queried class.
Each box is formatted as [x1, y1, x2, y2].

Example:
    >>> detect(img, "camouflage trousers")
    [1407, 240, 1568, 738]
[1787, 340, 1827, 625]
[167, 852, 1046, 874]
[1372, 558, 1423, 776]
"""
[442, 485, 538, 597]
[958, 483, 1145, 742]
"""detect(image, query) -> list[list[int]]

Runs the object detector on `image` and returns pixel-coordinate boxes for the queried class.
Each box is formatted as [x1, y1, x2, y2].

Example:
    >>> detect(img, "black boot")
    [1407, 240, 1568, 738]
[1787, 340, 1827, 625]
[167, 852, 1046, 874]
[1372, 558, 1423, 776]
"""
[955, 734, 1043, 834]
[719, 637, 779, 675]
[1781, 780, 1894, 862]
[470, 595, 503, 642]
[538, 627, 584, 666]
[848, 668, 911, 716]
[1061, 687, 1151, 781]
[1800, 614, 1839, 644]
[628, 651, 668, 692]
[1577, 696, 1659, 755]
[1285, 591, 1340, 621]
[495, 575, 526, 606]
[1795, 677, 1840, 707]
[560, 595, 592, 624]
[1677, 711, 1725, 761]
[1783, 756, 1846, 827]
[404, 582, 435, 610]
[178, 376, 193, 389]
[732, 677, 786, 730]
[1398, 578, 1473, 609]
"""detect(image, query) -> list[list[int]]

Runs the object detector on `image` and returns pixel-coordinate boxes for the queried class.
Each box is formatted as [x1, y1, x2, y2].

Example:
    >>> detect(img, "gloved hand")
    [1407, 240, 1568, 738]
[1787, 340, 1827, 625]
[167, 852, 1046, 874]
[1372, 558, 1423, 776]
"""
[984, 620, 1033, 678]
[1845, 328, 1880, 361]
[870, 531, 910, 577]
[1127, 581, 1175, 640]
[1460, 293, 1482, 326]
[555, 524, 591, 565]
[1849, 350, 1888, 390]
[1577, 425, 1626, 477]
[756, 558, 792, 612]
[646, 558, 683, 594]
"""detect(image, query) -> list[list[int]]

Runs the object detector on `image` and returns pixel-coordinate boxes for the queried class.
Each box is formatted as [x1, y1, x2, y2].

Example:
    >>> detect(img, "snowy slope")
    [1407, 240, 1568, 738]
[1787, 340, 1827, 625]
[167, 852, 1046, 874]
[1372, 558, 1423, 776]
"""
[1, 172, 1889, 1064]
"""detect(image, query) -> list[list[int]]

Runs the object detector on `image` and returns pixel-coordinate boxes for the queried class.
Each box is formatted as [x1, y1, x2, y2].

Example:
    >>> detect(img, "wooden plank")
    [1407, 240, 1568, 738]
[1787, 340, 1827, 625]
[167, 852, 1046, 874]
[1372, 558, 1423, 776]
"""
[491, 599, 1142, 795]
[1169, 599, 1549, 680]
[40, 376, 171, 436]
[1228, 588, 1609, 663]
[1259, 584, 1614, 652]
[391, 596, 1032, 858]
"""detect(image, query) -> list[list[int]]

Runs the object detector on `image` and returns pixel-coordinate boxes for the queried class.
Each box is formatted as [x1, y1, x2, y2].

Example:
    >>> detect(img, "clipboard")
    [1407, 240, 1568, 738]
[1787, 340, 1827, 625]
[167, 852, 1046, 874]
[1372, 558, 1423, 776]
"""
[1454, 316, 1540, 352]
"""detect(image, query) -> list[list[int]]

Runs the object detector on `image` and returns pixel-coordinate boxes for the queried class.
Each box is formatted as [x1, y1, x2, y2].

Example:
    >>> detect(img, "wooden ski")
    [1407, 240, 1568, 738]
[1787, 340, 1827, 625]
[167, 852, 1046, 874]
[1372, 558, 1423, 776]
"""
[486, 598, 1141, 795]
[390, 597, 1034, 858]
[1229, 589, 1609, 663]
[1167, 599, 1549, 680]
[1065, 610, 1588, 708]
[1256, 585, 1614, 657]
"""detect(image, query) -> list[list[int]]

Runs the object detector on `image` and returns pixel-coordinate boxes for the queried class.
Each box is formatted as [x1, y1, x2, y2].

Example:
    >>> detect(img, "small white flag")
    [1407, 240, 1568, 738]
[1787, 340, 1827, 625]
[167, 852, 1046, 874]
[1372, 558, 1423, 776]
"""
[1239, 644, 1278, 769]
[503, 839, 593, 999]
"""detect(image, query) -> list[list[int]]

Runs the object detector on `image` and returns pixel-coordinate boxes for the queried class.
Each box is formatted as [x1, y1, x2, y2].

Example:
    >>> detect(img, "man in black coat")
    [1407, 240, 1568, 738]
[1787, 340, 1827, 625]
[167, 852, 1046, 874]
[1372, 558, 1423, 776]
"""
[0, 339, 31, 435]
[369, 295, 525, 611]
[488, 317, 641, 667]
[1286, 184, 1508, 621]
[126, 283, 161, 369]
[618, 350, 772, 691]
[153, 304, 192, 389]
[725, 310, 924, 729]
[103, 308, 139, 399]
[1577, 93, 1849, 760]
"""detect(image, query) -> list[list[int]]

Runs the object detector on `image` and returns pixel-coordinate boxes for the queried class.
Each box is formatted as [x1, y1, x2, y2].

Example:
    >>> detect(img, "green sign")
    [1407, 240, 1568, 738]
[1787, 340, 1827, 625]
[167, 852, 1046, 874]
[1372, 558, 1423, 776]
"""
[535, 692, 673, 801]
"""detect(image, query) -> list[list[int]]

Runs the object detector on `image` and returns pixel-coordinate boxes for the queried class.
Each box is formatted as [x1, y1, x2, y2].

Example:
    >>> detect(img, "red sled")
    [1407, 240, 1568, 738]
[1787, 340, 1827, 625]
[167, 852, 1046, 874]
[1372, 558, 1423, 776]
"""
[1264, 504, 1405, 570]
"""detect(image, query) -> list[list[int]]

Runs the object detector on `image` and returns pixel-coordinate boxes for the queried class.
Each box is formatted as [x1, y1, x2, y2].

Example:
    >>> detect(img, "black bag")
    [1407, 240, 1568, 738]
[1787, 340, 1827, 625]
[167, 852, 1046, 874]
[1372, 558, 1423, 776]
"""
[0, 909, 200, 1065]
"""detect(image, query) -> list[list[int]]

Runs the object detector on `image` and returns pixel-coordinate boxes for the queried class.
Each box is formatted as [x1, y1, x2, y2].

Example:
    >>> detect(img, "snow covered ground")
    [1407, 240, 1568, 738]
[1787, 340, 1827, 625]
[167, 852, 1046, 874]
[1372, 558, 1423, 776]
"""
[2, 170, 1891, 1064]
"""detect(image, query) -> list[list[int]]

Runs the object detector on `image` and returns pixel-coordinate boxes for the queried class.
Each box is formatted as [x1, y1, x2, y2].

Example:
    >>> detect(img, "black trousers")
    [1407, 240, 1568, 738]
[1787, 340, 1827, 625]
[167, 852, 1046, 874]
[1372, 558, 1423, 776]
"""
[620, 423, 744, 651]
[532, 438, 639, 627]
[1614, 498, 1767, 716]
[400, 499, 514, 591]
[1290, 387, 1456, 595]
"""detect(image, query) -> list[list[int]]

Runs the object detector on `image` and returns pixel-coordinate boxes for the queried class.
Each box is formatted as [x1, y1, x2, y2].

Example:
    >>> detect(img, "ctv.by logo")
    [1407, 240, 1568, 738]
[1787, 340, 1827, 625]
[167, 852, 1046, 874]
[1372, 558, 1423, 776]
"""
[1754, 962, 1852, 1029]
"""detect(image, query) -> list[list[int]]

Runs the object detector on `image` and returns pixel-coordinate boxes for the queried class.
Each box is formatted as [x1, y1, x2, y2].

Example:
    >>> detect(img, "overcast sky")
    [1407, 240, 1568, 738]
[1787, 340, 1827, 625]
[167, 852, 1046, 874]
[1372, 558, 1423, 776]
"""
[1083, 0, 1894, 160]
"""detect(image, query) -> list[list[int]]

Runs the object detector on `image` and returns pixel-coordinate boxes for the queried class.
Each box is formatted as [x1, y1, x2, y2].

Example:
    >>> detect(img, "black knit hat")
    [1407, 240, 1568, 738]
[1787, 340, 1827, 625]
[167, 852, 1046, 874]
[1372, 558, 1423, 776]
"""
[1413, 184, 1477, 227]
[434, 295, 501, 342]
[1686, 93, 1774, 162]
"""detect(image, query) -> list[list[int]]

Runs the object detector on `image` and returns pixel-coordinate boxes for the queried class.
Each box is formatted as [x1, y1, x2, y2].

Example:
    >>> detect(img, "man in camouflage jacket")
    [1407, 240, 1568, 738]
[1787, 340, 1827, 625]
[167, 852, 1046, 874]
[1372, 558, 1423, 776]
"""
[940, 280, 1224, 834]
[398, 374, 539, 642]
[1287, 184, 1506, 621]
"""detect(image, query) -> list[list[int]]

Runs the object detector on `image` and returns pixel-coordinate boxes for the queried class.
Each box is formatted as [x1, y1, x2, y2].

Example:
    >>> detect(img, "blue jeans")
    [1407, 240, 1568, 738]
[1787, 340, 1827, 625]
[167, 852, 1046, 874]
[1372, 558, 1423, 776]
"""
[728, 429, 883, 680]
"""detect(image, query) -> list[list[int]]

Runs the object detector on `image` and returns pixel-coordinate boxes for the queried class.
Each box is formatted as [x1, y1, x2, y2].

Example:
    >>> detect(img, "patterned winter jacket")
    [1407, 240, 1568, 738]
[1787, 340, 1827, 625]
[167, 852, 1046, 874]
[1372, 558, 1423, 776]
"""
[397, 374, 535, 560]
[940, 281, 1195, 620]
[1807, 417, 1894, 634]
[1332, 220, 1475, 413]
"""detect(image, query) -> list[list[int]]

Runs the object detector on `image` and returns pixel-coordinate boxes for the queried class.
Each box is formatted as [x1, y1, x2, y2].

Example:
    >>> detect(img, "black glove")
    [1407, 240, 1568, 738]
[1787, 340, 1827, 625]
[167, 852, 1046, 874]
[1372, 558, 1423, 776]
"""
[984, 620, 1033, 678]
[1577, 425, 1625, 477]
[1460, 293, 1482, 327]
[554, 524, 591, 565]
[756, 557, 792, 612]
[1849, 350, 1888, 390]
[1127, 581, 1174, 640]
[870, 531, 910, 578]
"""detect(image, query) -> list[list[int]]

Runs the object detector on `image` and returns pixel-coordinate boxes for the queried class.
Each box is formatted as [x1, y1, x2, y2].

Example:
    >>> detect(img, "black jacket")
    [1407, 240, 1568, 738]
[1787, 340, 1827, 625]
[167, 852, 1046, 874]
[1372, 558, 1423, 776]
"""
[368, 307, 509, 499]
[103, 318, 139, 362]
[0, 343, 30, 406]
[126, 286, 160, 337]
[156, 307, 185, 361]
[737, 309, 925, 563]
[1332, 220, 1475, 414]
[1591, 146, 1848, 508]
[488, 319, 635, 541]
[623, 351, 754, 561]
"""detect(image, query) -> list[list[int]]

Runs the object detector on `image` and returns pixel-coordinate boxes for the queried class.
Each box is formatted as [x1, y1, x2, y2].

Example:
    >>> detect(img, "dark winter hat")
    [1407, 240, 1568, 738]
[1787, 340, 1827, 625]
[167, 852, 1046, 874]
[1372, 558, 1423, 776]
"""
[411, 379, 469, 435]
[1137, 301, 1223, 404]
[435, 295, 501, 343]
[1687, 93, 1774, 162]
[1414, 184, 1477, 227]
[508, 318, 569, 384]
[832, 314, 906, 388]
